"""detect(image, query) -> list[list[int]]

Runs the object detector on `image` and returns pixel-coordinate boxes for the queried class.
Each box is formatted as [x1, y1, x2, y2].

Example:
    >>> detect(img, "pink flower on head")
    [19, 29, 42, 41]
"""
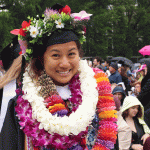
[18, 40, 28, 54]
[71, 11, 92, 20]
[0, 60, 3, 67]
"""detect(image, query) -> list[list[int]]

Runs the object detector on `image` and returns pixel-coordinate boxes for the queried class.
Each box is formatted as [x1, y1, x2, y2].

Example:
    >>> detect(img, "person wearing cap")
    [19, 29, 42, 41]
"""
[0, 5, 117, 150]
[109, 62, 122, 84]
[112, 86, 126, 106]
[0, 37, 22, 148]
[121, 96, 150, 150]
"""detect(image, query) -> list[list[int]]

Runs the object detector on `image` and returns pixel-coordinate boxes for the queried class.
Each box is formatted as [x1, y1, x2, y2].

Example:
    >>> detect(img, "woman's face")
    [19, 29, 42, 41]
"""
[44, 41, 80, 86]
[113, 92, 123, 101]
[128, 105, 139, 118]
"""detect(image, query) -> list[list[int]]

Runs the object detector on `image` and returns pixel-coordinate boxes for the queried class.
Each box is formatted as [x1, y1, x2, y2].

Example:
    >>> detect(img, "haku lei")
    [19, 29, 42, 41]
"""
[10, 5, 92, 60]
[15, 60, 117, 149]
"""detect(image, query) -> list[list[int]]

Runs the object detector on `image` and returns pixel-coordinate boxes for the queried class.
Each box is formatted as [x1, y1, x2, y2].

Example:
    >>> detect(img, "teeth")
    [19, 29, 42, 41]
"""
[59, 71, 69, 74]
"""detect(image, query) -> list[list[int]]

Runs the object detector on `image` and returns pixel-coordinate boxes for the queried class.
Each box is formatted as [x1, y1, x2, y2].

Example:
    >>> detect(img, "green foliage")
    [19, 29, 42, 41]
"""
[0, 11, 14, 53]
[1, 0, 150, 60]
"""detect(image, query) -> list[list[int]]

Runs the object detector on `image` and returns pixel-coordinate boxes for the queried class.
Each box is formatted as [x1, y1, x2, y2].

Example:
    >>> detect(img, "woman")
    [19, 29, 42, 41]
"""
[113, 95, 132, 150]
[0, 5, 117, 150]
[121, 96, 150, 150]
[0, 54, 22, 150]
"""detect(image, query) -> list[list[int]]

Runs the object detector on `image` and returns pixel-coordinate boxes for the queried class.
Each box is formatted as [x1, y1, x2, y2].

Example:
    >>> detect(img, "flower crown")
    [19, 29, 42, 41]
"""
[10, 5, 92, 60]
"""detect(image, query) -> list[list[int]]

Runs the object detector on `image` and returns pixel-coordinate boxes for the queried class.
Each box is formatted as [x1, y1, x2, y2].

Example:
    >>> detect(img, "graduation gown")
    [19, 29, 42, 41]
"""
[0, 96, 24, 150]
[0, 79, 24, 150]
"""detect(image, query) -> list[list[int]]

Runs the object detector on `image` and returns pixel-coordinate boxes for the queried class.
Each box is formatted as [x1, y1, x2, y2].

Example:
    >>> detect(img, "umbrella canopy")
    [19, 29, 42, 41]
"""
[139, 45, 150, 56]
[138, 58, 150, 64]
[111, 57, 133, 67]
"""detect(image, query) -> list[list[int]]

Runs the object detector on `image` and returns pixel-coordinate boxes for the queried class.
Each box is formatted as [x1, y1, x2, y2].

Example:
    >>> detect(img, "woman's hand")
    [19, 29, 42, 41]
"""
[141, 133, 150, 144]
[131, 144, 143, 150]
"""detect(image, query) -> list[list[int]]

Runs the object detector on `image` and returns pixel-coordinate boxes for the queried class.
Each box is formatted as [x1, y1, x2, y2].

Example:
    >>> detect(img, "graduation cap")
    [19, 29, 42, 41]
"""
[1, 36, 21, 71]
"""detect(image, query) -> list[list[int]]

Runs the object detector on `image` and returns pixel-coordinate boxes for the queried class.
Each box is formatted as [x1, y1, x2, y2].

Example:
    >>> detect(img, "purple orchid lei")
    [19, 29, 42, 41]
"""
[15, 74, 88, 149]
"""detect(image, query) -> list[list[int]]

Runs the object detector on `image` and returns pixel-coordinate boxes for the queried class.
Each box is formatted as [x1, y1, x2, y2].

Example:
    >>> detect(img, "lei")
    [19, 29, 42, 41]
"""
[15, 60, 117, 149]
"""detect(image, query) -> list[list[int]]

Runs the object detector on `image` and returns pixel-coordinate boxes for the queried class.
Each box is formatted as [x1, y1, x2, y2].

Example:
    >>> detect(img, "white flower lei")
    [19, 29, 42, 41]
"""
[22, 60, 98, 136]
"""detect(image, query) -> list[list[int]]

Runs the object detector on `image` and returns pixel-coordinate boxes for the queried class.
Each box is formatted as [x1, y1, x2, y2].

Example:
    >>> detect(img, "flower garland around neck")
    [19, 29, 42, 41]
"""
[15, 60, 99, 149]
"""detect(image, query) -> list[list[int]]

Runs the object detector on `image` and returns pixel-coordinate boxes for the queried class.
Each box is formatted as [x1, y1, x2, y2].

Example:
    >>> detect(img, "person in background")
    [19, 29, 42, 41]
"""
[131, 82, 141, 97]
[109, 62, 122, 84]
[138, 61, 150, 128]
[121, 96, 150, 150]
[112, 86, 126, 106]
[105, 59, 111, 77]
[131, 64, 147, 88]
[93, 56, 105, 71]
[118, 66, 131, 95]
[113, 95, 132, 150]
[137, 64, 147, 79]
[136, 71, 143, 82]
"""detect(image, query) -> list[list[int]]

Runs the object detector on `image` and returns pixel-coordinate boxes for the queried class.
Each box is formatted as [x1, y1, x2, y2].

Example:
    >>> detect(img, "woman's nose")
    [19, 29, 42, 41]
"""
[59, 56, 70, 68]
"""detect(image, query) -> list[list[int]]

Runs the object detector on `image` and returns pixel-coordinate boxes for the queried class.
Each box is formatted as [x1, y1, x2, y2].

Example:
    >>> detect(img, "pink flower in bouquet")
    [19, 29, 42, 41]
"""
[71, 11, 92, 20]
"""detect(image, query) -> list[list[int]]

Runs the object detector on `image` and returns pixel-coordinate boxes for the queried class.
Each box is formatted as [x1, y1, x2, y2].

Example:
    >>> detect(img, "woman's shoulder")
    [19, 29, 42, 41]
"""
[117, 111, 131, 131]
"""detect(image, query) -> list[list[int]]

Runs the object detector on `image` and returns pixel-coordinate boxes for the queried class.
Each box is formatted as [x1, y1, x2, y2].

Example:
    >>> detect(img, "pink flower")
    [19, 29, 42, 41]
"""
[71, 11, 92, 20]
[18, 40, 28, 54]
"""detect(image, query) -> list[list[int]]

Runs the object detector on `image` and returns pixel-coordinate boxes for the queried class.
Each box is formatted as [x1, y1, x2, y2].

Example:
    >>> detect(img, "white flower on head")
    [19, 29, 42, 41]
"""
[55, 19, 64, 29]
[29, 26, 39, 38]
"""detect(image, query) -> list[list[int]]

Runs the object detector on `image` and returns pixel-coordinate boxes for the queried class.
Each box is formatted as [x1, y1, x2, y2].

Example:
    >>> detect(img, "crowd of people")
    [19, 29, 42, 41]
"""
[0, 4, 150, 150]
[89, 56, 150, 150]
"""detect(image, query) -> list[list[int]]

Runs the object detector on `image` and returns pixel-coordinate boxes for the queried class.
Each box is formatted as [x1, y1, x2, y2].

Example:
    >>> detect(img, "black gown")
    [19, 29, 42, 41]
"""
[0, 94, 24, 150]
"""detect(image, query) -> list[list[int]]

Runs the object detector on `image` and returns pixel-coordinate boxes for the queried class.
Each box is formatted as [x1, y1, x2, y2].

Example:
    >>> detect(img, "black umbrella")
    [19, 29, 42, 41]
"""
[111, 57, 133, 67]
[138, 58, 150, 64]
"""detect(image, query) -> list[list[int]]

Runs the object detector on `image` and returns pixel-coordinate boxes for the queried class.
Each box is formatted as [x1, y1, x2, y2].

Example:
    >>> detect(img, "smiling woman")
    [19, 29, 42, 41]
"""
[44, 41, 80, 86]
[1, 4, 117, 150]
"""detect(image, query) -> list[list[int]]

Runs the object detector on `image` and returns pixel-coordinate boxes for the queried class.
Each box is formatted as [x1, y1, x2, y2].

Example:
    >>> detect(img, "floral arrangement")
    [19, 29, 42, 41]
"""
[15, 60, 117, 149]
[10, 5, 92, 60]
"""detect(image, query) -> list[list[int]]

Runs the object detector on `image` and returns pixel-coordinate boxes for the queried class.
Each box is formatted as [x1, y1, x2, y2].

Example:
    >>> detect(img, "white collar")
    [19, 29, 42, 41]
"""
[56, 84, 71, 100]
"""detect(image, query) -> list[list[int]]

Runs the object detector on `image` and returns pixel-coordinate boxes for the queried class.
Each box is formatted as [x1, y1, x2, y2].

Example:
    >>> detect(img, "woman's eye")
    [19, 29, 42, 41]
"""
[69, 53, 75, 56]
[52, 54, 60, 57]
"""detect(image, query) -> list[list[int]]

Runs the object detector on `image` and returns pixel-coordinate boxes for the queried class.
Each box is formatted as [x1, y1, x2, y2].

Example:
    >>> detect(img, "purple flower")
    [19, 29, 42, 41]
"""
[44, 8, 58, 18]
[52, 109, 68, 117]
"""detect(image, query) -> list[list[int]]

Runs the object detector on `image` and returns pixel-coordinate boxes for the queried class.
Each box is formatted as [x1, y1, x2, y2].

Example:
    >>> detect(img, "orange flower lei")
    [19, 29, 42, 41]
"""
[92, 68, 118, 149]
